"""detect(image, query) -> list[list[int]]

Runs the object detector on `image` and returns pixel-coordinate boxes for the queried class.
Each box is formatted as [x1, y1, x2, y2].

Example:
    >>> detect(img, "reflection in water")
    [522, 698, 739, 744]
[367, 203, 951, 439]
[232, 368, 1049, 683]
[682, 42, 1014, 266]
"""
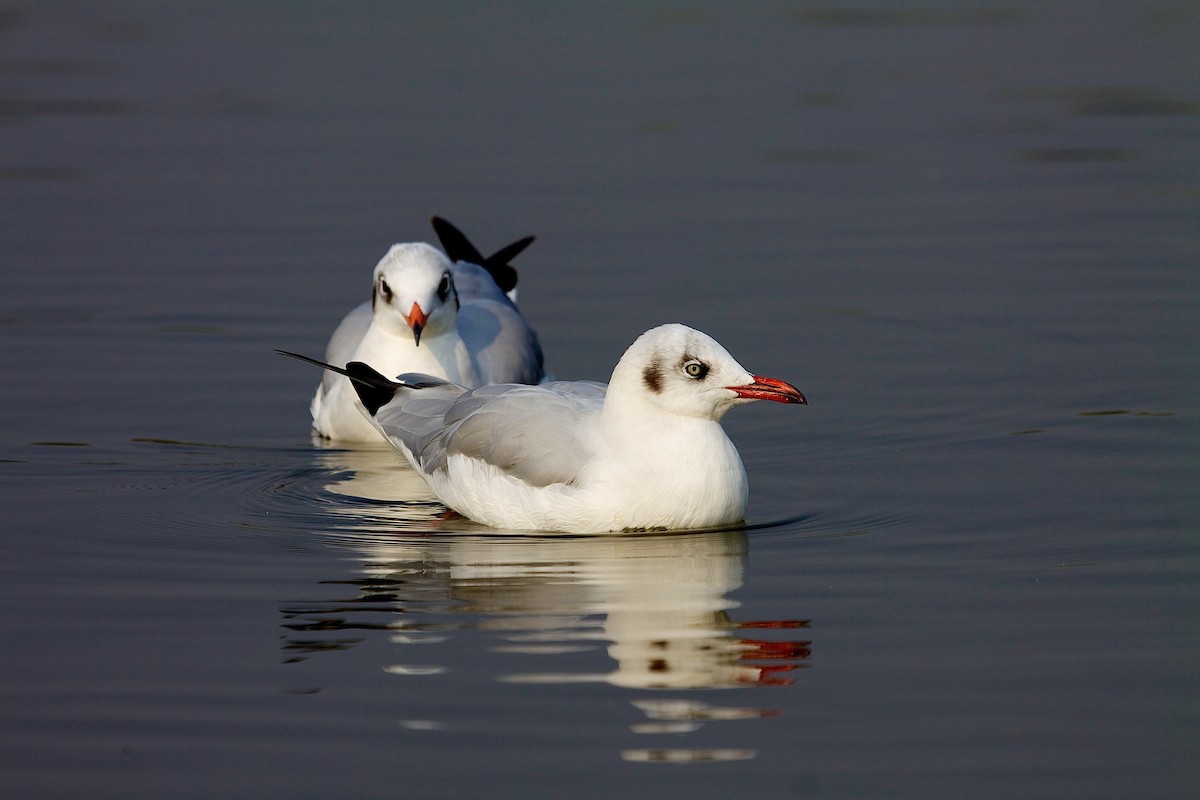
[310, 442, 447, 531]
[621, 747, 757, 764]
[282, 527, 810, 763]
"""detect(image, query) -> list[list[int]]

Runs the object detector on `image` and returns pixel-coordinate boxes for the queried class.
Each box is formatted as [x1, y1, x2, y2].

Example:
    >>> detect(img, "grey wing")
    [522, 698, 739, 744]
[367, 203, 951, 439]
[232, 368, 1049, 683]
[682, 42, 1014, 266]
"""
[452, 262, 544, 385]
[450, 260, 508, 303]
[371, 377, 467, 464]
[442, 384, 604, 487]
[536, 380, 608, 401]
[377, 382, 605, 488]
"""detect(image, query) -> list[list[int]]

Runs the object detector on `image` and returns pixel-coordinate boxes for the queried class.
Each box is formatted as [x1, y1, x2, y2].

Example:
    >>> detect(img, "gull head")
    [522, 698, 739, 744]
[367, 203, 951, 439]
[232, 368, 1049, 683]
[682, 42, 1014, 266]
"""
[371, 242, 459, 345]
[610, 323, 806, 422]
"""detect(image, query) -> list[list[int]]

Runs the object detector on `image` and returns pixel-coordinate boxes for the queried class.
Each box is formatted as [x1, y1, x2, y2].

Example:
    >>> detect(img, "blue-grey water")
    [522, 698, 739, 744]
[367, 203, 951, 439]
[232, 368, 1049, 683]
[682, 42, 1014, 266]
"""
[1, 3, 1196, 798]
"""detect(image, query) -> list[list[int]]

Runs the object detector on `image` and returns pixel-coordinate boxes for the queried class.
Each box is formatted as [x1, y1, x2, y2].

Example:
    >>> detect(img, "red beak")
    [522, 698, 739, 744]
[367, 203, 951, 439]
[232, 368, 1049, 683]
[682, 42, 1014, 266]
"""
[728, 375, 807, 405]
[403, 302, 428, 346]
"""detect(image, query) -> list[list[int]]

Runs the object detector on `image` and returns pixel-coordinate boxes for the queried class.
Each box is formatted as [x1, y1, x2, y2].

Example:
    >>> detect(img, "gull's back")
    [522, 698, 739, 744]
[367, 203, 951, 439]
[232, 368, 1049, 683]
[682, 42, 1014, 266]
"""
[374, 378, 606, 489]
[451, 261, 544, 385]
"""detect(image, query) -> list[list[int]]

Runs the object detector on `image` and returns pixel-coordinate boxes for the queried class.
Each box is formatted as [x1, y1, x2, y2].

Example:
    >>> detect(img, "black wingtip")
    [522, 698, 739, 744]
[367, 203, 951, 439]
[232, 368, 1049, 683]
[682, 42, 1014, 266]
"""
[487, 234, 535, 266]
[431, 215, 530, 295]
[275, 350, 400, 416]
[344, 362, 401, 416]
[431, 216, 485, 265]
[482, 235, 534, 295]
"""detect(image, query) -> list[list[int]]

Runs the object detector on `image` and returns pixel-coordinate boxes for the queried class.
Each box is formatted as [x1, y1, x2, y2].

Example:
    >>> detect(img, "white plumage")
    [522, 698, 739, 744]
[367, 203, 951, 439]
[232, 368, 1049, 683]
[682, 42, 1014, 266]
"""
[283, 323, 805, 533]
[310, 222, 543, 442]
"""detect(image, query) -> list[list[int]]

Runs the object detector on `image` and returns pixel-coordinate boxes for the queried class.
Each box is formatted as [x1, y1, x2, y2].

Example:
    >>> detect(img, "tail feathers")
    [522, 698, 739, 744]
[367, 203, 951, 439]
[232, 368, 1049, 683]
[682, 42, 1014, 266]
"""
[431, 215, 531, 295]
[275, 350, 400, 416]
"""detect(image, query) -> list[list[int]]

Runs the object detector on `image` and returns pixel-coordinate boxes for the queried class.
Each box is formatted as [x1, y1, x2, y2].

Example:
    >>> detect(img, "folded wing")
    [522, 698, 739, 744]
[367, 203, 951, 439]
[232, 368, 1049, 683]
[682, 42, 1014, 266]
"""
[374, 380, 606, 489]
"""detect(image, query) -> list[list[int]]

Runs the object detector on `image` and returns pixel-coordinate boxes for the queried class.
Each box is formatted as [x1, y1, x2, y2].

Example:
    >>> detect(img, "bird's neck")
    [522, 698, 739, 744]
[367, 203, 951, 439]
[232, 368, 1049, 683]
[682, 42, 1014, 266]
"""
[596, 396, 748, 529]
[357, 325, 460, 382]
[599, 390, 743, 482]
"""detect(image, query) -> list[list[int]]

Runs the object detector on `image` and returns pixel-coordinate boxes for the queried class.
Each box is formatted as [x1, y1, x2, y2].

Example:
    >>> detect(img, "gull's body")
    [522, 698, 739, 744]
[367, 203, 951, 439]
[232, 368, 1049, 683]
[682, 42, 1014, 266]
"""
[311, 228, 543, 442]
[284, 324, 804, 533]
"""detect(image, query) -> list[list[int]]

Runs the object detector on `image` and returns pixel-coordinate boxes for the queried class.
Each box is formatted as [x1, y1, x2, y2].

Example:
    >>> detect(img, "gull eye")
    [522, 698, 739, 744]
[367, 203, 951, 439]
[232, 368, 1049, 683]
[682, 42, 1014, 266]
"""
[437, 272, 452, 302]
[379, 279, 393, 302]
[683, 360, 708, 380]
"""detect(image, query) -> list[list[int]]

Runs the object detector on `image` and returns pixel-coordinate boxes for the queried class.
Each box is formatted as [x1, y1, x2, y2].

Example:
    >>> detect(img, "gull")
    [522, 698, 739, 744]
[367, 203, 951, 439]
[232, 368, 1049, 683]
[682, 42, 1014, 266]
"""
[280, 323, 805, 533]
[309, 219, 544, 442]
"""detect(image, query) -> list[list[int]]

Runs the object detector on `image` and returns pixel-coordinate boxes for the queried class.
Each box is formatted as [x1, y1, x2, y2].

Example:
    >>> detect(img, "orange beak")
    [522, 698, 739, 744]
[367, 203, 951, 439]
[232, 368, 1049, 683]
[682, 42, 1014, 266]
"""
[403, 302, 428, 345]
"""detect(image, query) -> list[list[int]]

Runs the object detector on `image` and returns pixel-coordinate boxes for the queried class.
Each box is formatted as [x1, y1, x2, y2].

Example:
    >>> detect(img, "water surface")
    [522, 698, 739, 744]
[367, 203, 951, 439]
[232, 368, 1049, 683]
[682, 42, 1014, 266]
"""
[1, 3, 1196, 798]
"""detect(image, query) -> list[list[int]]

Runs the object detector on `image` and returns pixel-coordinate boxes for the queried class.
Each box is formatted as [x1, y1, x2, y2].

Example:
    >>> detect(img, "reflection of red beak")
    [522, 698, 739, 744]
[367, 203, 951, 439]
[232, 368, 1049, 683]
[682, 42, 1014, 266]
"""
[403, 302, 428, 346]
[753, 665, 798, 686]
[738, 639, 813, 660]
[727, 375, 807, 405]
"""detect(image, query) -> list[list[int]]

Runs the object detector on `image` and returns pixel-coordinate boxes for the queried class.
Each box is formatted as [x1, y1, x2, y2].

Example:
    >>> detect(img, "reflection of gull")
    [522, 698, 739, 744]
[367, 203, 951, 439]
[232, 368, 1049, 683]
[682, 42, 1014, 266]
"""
[310, 444, 445, 531]
[315, 443, 434, 502]
[281, 529, 811, 762]
[621, 747, 757, 764]
[300, 529, 810, 691]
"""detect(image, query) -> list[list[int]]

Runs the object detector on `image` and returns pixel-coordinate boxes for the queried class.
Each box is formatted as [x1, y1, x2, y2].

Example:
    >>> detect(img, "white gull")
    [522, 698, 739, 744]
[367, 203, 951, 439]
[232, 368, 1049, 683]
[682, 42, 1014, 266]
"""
[310, 218, 544, 442]
[282, 323, 805, 533]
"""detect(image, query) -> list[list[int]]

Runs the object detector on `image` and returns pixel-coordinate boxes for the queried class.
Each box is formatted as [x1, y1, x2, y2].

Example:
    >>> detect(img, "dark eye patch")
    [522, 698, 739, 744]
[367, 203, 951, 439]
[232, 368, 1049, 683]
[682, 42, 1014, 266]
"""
[642, 360, 664, 394]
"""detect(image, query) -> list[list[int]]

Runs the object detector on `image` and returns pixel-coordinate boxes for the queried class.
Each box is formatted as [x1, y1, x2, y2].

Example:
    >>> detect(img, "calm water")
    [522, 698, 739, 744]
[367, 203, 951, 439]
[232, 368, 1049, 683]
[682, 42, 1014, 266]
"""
[1, 2, 1197, 798]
